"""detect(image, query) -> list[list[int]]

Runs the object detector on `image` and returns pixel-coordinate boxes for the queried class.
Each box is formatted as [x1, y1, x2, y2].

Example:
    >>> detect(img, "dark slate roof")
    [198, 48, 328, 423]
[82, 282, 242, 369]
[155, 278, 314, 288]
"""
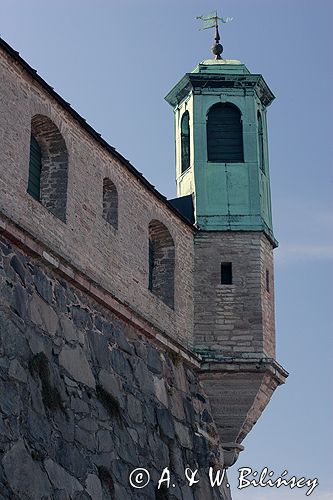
[169, 195, 195, 225]
[0, 36, 196, 231]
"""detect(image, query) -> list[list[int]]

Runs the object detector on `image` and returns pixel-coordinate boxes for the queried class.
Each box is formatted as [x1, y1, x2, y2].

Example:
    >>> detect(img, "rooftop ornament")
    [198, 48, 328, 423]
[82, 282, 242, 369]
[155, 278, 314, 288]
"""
[196, 10, 233, 59]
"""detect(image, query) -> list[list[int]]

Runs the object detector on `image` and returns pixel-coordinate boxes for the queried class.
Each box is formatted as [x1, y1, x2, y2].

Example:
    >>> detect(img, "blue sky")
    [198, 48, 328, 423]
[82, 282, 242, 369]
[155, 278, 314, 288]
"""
[2, 0, 332, 498]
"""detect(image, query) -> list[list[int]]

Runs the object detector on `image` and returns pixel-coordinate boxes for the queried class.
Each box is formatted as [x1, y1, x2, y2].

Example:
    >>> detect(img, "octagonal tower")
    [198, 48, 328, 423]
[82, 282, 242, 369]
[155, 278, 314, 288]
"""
[166, 54, 287, 461]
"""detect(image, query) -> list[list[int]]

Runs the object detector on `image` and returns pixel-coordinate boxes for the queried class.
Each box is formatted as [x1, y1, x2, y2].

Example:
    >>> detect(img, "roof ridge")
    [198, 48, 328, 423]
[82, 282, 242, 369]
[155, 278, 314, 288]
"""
[0, 36, 196, 231]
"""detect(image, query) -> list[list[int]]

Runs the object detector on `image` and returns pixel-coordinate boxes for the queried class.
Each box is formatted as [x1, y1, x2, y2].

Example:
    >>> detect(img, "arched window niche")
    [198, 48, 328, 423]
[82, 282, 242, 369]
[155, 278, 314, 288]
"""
[103, 178, 118, 230]
[206, 102, 244, 163]
[148, 220, 175, 309]
[180, 111, 190, 173]
[28, 115, 68, 222]
[257, 111, 265, 173]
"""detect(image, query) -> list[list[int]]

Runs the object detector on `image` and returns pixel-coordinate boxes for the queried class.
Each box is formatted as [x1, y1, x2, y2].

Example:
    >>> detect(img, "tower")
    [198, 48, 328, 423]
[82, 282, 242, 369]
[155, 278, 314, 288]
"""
[166, 19, 287, 464]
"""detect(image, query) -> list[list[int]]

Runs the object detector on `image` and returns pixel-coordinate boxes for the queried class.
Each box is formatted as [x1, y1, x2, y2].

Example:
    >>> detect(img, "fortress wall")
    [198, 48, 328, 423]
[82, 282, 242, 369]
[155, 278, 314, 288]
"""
[0, 47, 194, 348]
[0, 234, 231, 500]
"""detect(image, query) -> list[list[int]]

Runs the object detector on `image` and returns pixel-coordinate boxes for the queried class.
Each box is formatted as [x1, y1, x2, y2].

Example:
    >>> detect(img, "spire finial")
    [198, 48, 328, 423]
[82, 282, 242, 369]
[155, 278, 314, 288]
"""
[196, 11, 233, 60]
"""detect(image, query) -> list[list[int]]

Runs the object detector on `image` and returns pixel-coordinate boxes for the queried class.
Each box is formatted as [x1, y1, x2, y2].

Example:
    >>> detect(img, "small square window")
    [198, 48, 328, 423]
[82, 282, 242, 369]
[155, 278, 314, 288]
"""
[221, 262, 232, 285]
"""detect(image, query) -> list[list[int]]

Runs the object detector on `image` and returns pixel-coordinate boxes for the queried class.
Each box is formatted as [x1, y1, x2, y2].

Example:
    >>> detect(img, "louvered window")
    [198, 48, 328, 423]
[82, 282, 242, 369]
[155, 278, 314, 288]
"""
[258, 111, 265, 172]
[28, 115, 68, 222]
[207, 103, 243, 163]
[28, 135, 42, 201]
[148, 241, 154, 291]
[181, 111, 190, 173]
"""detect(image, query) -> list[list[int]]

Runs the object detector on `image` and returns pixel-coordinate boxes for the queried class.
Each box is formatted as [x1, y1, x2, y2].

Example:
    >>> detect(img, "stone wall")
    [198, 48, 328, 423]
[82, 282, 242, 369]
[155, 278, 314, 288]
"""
[0, 46, 194, 349]
[0, 234, 231, 500]
[260, 236, 275, 358]
[194, 231, 275, 358]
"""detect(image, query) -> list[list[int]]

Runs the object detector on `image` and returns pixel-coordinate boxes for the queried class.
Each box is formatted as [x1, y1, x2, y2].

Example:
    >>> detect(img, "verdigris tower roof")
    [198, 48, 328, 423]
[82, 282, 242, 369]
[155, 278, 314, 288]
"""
[165, 59, 274, 109]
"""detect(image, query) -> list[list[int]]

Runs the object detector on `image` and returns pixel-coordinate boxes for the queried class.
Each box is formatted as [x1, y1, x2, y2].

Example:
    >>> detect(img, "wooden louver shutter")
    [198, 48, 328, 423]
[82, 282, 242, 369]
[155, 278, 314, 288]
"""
[258, 111, 265, 172]
[28, 135, 41, 201]
[148, 240, 154, 291]
[207, 104, 244, 163]
[181, 112, 190, 173]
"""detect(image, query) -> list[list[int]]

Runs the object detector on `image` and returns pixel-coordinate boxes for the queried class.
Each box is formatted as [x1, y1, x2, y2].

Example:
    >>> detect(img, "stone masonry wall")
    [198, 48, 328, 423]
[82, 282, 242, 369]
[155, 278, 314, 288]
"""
[0, 234, 231, 500]
[194, 231, 275, 358]
[0, 46, 194, 348]
[260, 235, 275, 358]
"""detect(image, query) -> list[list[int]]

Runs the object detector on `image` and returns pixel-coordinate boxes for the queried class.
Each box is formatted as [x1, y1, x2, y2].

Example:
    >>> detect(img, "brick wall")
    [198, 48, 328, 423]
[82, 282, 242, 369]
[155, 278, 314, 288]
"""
[0, 47, 194, 348]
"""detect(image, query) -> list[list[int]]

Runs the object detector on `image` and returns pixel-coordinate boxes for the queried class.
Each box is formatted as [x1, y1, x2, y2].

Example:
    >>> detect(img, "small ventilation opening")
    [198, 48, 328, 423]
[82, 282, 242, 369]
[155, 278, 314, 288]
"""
[266, 269, 270, 292]
[221, 262, 232, 285]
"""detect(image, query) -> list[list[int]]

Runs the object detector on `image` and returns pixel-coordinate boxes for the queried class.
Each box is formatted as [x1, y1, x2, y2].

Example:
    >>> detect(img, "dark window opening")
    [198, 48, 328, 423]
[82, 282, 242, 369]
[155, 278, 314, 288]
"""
[28, 115, 68, 222]
[148, 220, 175, 308]
[181, 111, 190, 173]
[207, 103, 243, 163]
[28, 134, 42, 201]
[221, 262, 232, 285]
[258, 111, 265, 173]
[266, 269, 270, 292]
[103, 178, 118, 229]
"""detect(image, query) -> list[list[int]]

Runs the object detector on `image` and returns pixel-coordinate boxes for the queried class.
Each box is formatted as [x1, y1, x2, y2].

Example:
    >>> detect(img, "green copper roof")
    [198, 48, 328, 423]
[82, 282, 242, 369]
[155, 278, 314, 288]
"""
[191, 58, 250, 75]
[165, 65, 275, 108]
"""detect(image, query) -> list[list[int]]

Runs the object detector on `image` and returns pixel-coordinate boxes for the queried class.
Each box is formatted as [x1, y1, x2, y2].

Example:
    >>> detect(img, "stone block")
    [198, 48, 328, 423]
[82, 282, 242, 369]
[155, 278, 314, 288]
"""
[59, 345, 95, 388]
[85, 473, 103, 500]
[153, 376, 169, 408]
[2, 440, 52, 498]
[156, 408, 175, 440]
[30, 293, 59, 335]
[8, 359, 27, 383]
[44, 458, 83, 496]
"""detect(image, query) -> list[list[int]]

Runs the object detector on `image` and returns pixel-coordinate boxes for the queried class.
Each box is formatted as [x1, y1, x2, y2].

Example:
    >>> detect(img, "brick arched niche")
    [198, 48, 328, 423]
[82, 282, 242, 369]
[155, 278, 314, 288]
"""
[29, 115, 68, 222]
[148, 220, 175, 309]
[102, 178, 118, 229]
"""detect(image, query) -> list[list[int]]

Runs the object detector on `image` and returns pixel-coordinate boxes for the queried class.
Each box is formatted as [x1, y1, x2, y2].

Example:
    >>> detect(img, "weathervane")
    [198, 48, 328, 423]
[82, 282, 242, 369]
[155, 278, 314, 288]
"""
[196, 11, 233, 59]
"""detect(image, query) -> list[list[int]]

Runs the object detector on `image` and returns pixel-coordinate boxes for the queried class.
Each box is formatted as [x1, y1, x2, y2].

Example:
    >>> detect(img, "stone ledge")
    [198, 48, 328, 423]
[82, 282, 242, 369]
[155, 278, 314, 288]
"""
[199, 356, 288, 386]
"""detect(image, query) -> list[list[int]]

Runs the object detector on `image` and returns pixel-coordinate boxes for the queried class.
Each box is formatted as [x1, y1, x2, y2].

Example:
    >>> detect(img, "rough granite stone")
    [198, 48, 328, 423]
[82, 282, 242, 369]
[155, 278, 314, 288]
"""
[30, 293, 59, 335]
[98, 369, 124, 407]
[127, 394, 143, 423]
[147, 346, 162, 374]
[34, 267, 53, 304]
[60, 315, 78, 342]
[156, 408, 175, 440]
[59, 345, 95, 388]
[2, 440, 52, 499]
[8, 358, 27, 383]
[153, 376, 169, 408]
[85, 473, 103, 500]
[44, 458, 83, 495]
[0, 238, 230, 499]
[12, 283, 29, 319]
[10, 254, 26, 285]
[0, 380, 20, 416]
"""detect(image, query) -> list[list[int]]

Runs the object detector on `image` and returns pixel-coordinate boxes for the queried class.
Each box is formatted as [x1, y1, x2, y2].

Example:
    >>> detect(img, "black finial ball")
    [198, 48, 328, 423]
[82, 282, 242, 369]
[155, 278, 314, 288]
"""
[212, 43, 223, 57]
